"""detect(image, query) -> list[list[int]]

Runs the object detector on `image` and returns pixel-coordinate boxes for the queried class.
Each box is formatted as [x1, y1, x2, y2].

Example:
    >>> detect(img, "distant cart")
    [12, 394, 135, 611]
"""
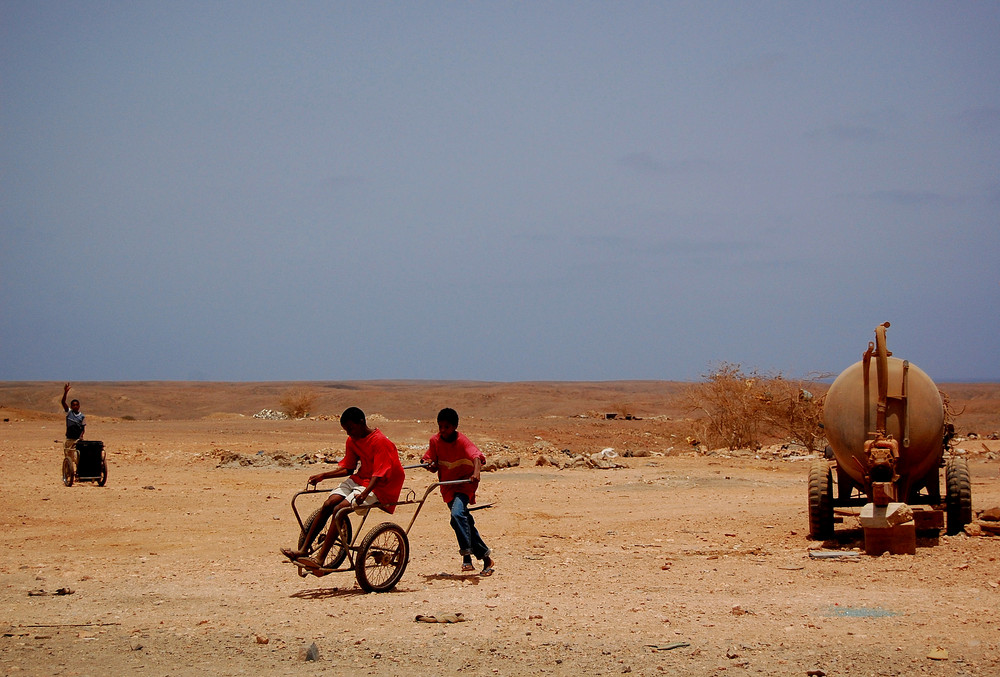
[287, 464, 471, 592]
[63, 440, 108, 487]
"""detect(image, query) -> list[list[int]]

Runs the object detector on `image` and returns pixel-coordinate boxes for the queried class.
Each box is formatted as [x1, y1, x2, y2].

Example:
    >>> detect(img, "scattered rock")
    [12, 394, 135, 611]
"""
[926, 646, 948, 660]
[415, 612, 466, 623]
[300, 642, 320, 661]
[484, 456, 520, 472]
[979, 506, 1000, 521]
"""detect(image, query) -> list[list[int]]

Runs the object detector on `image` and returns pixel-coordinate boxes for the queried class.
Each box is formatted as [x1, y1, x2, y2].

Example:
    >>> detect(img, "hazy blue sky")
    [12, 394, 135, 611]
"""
[2, 2, 998, 382]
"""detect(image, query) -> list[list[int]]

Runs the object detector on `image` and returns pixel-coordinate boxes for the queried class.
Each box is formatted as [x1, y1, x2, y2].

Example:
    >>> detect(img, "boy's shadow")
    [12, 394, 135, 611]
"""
[420, 572, 481, 585]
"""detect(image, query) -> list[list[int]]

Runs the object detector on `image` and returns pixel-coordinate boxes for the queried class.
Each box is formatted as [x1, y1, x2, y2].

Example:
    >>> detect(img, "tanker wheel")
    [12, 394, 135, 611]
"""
[808, 460, 834, 540]
[355, 522, 409, 593]
[945, 457, 972, 535]
[298, 508, 352, 569]
[62, 458, 74, 487]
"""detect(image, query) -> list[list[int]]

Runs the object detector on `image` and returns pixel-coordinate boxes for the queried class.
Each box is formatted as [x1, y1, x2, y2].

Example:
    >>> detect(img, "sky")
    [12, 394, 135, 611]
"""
[2, 2, 998, 383]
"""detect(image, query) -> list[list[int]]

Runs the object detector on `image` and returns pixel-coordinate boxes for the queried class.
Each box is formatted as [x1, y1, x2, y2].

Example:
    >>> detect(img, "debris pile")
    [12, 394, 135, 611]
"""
[253, 409, 288, 420]
[536, 448, 625, 470]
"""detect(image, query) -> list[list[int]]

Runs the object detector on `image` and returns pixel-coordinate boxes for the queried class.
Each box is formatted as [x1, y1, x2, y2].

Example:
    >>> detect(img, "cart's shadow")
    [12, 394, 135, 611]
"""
[290, 587, 369, 599]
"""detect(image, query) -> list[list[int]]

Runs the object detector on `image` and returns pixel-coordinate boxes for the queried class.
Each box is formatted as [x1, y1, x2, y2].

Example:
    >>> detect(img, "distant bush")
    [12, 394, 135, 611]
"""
[683, 363, 824, 451]
[279, 389, 317, 419]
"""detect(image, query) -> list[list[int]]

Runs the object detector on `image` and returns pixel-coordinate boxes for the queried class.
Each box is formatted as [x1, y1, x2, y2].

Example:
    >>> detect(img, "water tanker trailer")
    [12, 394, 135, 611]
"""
[810, 322, 971, 551]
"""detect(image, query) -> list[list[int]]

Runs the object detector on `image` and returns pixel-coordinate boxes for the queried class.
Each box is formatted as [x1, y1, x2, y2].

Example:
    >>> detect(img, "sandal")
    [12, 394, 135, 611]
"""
[280, 547, 301, 561]
[296, 556, 323, 571]
[480, 557, 495, 577]
[461, 563, 475, 572]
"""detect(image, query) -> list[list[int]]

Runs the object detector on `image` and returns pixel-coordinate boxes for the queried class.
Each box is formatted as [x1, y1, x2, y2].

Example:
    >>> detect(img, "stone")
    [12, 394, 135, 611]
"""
[979, 506, 1000, 521]
[300, 642, 320, 661]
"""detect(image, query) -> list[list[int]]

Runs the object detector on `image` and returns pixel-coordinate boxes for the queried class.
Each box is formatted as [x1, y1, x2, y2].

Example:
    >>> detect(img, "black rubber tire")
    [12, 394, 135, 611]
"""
[98, 459, 108, 487]
[945, 457, 972, 535]
[808, 460, 834, 540]
[298, 507, 352, 568]
[355, 522, 409, 593]
[62, 457, 74, 487]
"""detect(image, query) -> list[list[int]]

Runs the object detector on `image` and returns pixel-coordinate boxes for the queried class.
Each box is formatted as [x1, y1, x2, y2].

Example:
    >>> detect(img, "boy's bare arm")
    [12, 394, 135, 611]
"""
[308, 466, 349, 486]
[354, 474, 382, 505]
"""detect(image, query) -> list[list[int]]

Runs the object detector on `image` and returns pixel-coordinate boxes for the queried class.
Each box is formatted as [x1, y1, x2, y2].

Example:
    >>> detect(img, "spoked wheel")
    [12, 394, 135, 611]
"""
[98, 458, 108, 487]
[298, 508, 352, 568]
[62, 458, 74, 487]
[945, 456, 972, 535]
[808, 460, 834, 540]
[355, 522, 409, 593]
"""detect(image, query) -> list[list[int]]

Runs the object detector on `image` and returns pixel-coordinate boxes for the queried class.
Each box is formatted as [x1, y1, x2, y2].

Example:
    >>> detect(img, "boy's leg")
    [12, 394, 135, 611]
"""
[465, 509, 494, 574]
[448, 494, 475, 558]
[466, 509, 491, 562]
[316, 503, 353, 563]
[281, 493, 344, 561]
[64, 439, 78, 471]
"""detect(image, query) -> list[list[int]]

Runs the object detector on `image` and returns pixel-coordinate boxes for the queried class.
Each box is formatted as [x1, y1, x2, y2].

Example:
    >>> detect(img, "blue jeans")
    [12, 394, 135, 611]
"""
[449, 493, 490, 560]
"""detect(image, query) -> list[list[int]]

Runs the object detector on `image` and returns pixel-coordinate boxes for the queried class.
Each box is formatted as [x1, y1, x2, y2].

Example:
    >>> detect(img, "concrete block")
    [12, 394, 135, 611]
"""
[859, 502, 914, 529]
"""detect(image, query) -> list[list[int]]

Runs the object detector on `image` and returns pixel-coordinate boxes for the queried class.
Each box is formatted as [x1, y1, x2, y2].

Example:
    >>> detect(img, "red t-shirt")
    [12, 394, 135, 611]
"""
[338, 429, 405, 514]
[421, 431, 485, 504]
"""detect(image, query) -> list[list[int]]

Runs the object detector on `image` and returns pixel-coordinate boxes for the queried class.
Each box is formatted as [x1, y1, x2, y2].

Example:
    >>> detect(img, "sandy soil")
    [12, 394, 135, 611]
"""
[1, 381, 999, 676]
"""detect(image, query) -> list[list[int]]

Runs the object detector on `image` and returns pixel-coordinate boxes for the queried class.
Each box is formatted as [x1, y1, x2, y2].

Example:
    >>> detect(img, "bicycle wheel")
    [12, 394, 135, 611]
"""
[355, 522, 409, 593]
[298, 508, 352, 568]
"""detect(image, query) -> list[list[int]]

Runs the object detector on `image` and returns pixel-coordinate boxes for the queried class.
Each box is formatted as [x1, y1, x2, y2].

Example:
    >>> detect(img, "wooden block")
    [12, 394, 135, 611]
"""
[864, 522, 916, 555]
[912, 508, 944, 531]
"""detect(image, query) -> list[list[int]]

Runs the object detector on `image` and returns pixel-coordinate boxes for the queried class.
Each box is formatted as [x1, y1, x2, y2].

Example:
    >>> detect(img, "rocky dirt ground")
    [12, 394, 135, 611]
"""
[1, 381, 999, 676]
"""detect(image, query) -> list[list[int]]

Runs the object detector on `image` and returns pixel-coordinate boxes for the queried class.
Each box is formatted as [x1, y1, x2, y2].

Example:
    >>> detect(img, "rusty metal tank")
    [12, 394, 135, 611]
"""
[809, 322, 970, 541]
[823, 324, 945, 500]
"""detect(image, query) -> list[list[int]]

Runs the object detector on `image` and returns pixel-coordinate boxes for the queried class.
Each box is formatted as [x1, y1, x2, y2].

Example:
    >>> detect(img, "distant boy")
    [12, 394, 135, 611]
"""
[281, 407, 405, 571]
[422, 408, 494, 576]
[61, 383, 85, 474]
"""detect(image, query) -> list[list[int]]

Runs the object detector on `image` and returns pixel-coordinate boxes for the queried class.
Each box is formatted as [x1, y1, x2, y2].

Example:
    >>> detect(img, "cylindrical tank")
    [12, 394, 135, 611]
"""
[823, 355, 944, 498]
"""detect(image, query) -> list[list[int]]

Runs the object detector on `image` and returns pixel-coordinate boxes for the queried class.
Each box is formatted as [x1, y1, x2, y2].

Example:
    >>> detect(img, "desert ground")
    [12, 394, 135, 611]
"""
[1, 381, 999, 677]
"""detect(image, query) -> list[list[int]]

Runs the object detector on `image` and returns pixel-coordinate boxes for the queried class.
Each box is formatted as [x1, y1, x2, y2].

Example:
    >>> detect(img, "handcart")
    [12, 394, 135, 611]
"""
[287, 464, 468, 592]
[62, 440, 108, 487]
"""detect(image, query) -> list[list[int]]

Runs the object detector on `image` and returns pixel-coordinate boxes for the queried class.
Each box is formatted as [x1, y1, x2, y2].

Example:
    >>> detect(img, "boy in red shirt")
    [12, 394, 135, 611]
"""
[422, 408, 494, 576]
[281, 407, 404, 571]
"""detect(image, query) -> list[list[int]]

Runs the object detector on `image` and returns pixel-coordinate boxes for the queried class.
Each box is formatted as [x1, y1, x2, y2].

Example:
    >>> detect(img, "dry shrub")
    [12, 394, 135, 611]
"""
[611, 402, 634, 419]
[684, 363, 824, 451]
[279, 389, 317, 419]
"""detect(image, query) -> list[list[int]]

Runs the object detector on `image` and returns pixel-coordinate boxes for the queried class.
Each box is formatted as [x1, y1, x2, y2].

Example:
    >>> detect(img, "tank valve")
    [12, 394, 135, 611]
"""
[864, 435, 900, 504]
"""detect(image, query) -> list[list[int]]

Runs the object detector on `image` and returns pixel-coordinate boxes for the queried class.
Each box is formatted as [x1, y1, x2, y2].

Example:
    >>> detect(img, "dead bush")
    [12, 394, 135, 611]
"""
[683, 363, 824, 451]
[279, 389, 317, 419]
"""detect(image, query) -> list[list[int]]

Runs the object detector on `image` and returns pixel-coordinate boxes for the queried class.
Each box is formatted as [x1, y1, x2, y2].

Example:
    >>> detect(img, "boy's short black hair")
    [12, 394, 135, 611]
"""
[437, 407, 459, 426]
[340, 406, 366, 426]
